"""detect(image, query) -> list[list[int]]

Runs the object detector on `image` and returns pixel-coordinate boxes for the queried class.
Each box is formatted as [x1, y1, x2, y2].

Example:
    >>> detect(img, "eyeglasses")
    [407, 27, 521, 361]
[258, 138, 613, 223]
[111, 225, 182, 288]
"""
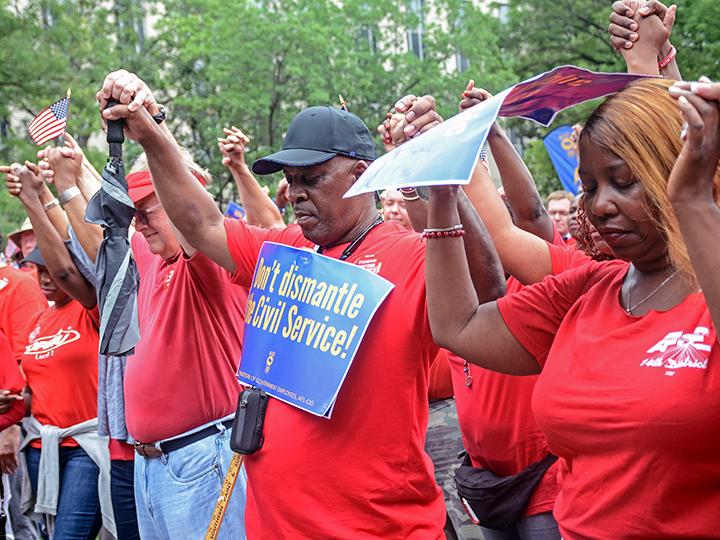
[134, 202, 163, 226]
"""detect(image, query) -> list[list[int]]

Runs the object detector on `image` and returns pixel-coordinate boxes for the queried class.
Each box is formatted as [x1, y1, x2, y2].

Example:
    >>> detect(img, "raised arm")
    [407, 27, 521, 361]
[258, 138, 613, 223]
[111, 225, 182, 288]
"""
[425, 185, 537, 374]
[39, 142, 103, 263]
[218, 126, 285, 229]
[460, 82, 554, 242]
[390, 92, 552, 284]
[668, 81, 720, 337]
[609, 1, 680, 79]
[98, 70, 235, 272]
[6, 164, 96, 308]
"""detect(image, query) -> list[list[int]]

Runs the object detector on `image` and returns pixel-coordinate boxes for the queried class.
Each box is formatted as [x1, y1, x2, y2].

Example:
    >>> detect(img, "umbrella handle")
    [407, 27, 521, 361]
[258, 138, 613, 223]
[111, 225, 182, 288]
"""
[106, 100, 125, 158]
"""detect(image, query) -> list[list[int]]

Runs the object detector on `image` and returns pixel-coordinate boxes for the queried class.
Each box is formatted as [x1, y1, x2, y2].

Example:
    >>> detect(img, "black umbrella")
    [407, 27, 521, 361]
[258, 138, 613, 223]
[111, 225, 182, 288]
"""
[85, 101, 140, 355]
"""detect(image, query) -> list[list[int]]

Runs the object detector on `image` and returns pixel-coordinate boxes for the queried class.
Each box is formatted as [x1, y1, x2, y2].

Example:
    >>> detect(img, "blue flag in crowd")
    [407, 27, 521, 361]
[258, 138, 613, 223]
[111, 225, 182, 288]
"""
[225, 201, 246, 220]
[543, 125, 580, 195]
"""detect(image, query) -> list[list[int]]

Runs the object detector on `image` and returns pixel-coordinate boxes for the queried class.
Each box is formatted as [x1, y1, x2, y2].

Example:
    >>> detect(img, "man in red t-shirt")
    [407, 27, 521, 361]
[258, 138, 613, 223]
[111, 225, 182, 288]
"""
[99, 71, 505, 538]
[123, 165, 248, 539]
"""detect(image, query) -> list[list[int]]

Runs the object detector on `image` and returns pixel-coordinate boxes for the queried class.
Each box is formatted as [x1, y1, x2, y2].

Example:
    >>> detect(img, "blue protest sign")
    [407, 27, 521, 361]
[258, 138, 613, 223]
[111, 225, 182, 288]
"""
[345, 66, 650, 197]
[237, 242, 394, 417]
[225, 201, 246, 220]
[543, 125, 580, 195]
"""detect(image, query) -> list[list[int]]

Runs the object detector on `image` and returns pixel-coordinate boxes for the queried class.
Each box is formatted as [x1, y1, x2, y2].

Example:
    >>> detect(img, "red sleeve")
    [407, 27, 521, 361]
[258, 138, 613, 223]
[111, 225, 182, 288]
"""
[224, 219, 308, 288]
[5, 277, 47, 362]
[497, 260, 615, 367]
[85, 306, 100, 328]
[0, 332, 25, 430]
[548, 241, 593, 275]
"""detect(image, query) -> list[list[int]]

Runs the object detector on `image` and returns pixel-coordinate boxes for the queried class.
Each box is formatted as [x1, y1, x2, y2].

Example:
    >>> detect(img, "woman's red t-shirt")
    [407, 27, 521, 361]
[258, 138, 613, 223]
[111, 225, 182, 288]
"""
[22, 301, 99, 447]
[497, 257, 720, 539]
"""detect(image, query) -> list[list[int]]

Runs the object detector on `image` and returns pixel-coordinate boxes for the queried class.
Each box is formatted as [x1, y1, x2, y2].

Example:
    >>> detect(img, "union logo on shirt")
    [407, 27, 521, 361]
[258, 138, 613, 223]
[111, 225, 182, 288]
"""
[0, 278, 9, 291]
[25, 327, 81, 356]
[355, 254, 382, 274]
[641, 326, 712, 376]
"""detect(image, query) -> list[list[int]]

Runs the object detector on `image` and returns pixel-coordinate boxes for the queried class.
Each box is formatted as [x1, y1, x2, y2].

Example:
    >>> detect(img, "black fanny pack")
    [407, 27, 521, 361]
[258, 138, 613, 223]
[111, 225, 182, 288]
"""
[453, 452, 557, 530]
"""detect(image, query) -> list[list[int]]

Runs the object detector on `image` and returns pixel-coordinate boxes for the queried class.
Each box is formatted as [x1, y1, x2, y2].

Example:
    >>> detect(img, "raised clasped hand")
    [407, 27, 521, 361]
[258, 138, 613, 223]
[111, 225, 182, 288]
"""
[97, 69, 160, 143]
[218, 126, 251, 170]
[667, 78, 720, 204]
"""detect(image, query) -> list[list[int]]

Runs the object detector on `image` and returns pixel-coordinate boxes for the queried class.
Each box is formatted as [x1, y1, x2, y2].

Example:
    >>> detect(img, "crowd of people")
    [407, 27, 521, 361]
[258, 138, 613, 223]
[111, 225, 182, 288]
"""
[0, 1, 718, 539]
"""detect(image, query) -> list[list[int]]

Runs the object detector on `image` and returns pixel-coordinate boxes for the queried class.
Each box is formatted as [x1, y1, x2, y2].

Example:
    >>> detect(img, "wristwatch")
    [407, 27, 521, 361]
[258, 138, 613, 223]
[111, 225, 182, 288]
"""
[152, 105, 166, 125]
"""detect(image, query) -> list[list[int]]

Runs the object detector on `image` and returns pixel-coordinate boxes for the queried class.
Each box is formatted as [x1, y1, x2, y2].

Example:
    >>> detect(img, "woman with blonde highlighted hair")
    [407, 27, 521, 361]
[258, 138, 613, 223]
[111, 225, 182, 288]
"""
[424, 75, 720, 538]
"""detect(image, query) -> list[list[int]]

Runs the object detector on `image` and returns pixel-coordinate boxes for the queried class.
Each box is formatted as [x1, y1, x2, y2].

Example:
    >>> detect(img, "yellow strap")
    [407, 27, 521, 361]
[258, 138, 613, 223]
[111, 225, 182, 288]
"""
[204, 452, 244, 540]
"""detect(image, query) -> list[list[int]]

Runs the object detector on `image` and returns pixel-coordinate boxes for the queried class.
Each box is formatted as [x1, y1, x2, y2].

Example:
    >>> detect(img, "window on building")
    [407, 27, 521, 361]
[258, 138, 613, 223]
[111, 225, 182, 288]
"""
[456, 51, 469, 72]
[358, 25, 377, 54]
[407, 0, 424, 60]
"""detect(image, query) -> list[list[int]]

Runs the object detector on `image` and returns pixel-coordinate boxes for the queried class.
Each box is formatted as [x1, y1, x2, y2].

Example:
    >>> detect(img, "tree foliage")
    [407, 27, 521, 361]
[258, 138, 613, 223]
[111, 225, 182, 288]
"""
[0, 0, 718, 235]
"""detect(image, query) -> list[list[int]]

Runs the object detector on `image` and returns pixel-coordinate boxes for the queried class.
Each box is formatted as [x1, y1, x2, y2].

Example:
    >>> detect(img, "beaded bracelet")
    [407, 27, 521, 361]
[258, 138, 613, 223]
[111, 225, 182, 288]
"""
[400, 187, 420, 201]
[659, 45, 676, 70]
[422, 224, 465, 239]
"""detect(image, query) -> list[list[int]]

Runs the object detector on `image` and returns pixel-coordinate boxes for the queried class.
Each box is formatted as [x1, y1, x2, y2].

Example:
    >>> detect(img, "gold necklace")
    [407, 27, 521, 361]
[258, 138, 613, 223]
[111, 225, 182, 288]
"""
[624, 269, 679, 315]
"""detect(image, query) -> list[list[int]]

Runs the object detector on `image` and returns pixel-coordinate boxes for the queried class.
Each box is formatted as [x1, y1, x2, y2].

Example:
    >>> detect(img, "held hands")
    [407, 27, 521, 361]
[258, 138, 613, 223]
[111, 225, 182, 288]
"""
[0, 390, 22, 414]
[667, 79, 720, 204]
[609, 0, 676, 54]
[459, 80, 499, 135]
[97, 69, 160, 143]
[1, 162, 45, 203]
[378, 94, 443, 150]
[377, 112, 405, 152]
[218, 126, 251, 170]
[37, 134, 83, 192]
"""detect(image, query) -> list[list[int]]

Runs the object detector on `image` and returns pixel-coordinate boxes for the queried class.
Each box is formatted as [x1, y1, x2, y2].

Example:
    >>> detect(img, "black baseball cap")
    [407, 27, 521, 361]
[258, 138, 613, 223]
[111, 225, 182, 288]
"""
[252, 106, 376, 175]
[22, 247, 45, 266]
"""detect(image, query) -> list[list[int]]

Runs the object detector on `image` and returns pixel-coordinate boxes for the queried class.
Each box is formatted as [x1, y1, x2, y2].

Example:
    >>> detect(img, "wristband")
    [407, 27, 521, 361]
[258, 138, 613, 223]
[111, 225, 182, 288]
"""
[59, 186, 81, 205]
[658, 45, 676, 70]
[43, 198, 60, 211]
[422, 225, 465, 239]
[400, 187, 420, 201]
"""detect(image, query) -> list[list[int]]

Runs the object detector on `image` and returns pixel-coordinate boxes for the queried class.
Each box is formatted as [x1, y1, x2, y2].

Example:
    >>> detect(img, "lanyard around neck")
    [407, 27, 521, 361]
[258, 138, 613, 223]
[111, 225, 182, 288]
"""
[316, 215, 384, 261]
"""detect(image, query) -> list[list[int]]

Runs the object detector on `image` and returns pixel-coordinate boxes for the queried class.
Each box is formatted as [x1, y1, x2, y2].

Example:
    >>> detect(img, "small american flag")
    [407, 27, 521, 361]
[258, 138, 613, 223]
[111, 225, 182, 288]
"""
[28, 96, 69, 146]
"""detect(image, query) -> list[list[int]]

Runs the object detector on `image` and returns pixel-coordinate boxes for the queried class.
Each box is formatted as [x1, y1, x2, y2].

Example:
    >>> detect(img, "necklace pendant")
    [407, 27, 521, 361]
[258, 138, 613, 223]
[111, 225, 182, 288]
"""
[464, 375, 473, 387]
[463, 361, 472, 388]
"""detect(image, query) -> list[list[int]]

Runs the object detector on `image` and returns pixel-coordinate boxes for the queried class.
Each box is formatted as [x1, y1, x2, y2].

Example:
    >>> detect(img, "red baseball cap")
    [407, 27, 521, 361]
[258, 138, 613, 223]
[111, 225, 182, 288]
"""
[126, 170, 208, 205]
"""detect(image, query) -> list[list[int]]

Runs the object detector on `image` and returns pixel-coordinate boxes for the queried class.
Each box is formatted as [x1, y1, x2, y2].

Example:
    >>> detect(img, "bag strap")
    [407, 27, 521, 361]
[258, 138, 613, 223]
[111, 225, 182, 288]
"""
[537, 453, 558, 472]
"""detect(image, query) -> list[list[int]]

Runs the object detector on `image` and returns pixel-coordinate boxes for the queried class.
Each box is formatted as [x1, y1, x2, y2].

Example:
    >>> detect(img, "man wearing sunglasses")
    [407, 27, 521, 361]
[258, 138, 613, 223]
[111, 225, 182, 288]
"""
[122, 164, 249, 540]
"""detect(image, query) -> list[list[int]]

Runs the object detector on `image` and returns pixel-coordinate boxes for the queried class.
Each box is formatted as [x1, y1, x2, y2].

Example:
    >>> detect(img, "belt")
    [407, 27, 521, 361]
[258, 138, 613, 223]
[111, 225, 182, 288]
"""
[134, 419, 234, 459]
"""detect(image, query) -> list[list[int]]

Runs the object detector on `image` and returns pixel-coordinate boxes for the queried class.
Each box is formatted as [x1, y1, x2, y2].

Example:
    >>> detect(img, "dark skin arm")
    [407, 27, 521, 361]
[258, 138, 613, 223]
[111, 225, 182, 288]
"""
[98, 70, 235, 272]
[425, 185, 537, 374]
[609, 0, 680, 79]
[460, 81, 554, 243]
[391, 91, 553, 284]
[5, 164, 96, 308]
[668, 81, 720, 338]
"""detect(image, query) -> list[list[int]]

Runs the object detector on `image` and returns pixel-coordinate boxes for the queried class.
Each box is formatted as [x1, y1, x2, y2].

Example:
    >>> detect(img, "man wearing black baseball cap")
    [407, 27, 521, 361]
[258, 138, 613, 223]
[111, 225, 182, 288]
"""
[251, 105, 376, 174]
[100, 70, 505, 539]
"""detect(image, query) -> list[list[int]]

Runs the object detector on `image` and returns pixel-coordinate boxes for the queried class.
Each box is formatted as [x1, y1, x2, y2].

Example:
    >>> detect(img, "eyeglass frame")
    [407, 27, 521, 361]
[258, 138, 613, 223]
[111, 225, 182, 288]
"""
[134, 201, 164, 226]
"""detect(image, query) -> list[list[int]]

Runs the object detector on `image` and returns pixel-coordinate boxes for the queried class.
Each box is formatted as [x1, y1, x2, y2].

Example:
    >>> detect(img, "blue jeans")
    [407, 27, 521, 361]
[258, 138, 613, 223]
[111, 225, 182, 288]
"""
[25, 446, 102, 540]
[134, 423, 246, 539]
[111, 460, 140, 540]
[480, 512, 561, 540]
